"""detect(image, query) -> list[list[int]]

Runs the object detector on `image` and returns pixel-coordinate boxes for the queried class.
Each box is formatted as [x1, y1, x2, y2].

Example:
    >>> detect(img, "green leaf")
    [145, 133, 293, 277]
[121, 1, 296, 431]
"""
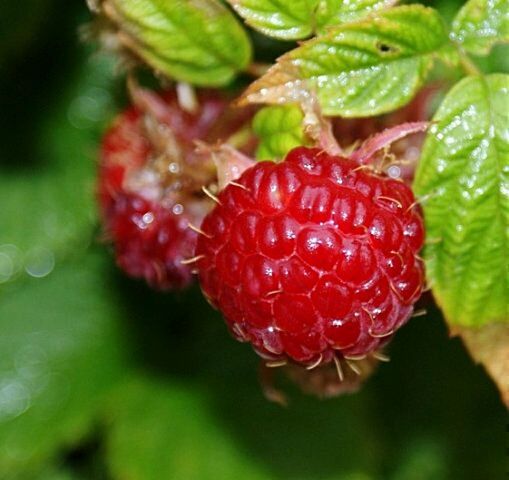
[253, 105, 308, 160]
[414, 74, 509, 327]
[105, 377, 270, 480]
[226, 0, 319, 40]
[315, 0, 398, 33]
[226, 0, 398, 40]
[241, 5, 455, 117]
[103, 0, 252, 86]
[14, 465, 83, 480]
[104, 374, 383, 480]
[451, 0, 509, 56]
[0, 252, 127, 474]
[0, 52, 117, 288]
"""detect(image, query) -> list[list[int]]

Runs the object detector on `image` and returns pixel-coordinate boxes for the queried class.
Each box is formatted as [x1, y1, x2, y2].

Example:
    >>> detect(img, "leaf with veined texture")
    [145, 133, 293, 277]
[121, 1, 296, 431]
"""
[414, 73, 509, 406]
[315, 0, 398, 33]
[451, 0, 509, 56]
[226, 0, 397, 40]
[414, 74, 509, 328]
[240, 5, 455, 117]
[98, 0, 251, 86]
[226, 0, 319, 40]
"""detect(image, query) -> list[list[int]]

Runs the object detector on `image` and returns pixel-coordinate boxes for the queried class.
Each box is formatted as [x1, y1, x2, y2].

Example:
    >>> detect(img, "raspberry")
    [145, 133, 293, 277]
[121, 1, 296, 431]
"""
[102, 191, 207, 290]
[196, 146, 424, 366]
[98, 89, 254, 290]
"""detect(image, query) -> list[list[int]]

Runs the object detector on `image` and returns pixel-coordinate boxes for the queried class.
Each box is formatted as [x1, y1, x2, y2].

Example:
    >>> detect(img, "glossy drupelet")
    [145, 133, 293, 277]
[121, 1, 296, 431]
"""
[196, 147, 424, 365]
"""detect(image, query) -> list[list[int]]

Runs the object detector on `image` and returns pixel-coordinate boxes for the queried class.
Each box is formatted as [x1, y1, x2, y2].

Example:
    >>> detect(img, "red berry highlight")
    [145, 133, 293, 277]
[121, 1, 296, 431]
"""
[196, 147, 424, 365]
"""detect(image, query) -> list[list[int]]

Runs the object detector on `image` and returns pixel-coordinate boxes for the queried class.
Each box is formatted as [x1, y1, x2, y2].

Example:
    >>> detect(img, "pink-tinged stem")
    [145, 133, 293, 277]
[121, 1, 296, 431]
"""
[350, 122, 430, 165]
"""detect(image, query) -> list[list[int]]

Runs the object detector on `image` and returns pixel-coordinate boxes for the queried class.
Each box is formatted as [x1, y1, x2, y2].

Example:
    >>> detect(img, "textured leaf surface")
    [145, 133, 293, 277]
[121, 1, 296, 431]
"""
[414, 74, 509, 327]
[226, 0, 319, 40]
[226, 0, 398, 40]
[0, 253, 126, 474]
[104, 0, 251, 86]
[241, 5, 453, 117]
[253, 105, 308, 160]
[451, 0, 509, 56]
[315, 0, 398, 32]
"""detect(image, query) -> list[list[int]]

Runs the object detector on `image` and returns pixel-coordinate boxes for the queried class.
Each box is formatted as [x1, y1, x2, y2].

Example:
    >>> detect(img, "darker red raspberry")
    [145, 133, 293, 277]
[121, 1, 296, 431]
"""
[196, 146, 424, 365]
[98, 90, 254, 290]
[103, 192, 204, 290]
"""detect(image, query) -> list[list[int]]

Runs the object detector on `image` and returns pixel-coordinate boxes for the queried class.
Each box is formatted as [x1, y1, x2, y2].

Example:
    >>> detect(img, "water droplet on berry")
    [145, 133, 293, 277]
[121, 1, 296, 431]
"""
[172, 203, 184, 215]
[142, 212, 155, 225]
[387, 165, 401, 178]
[168, 162, 180, 174]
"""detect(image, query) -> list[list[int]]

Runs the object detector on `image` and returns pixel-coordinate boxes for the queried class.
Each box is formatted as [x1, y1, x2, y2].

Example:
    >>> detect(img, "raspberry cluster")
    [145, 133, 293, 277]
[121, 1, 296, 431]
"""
[98, 91, 253, 289]
[196, 147, 424, 365]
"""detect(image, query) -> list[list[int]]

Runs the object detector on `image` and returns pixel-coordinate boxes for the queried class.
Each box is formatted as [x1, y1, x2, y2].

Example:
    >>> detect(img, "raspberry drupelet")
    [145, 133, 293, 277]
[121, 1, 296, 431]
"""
[196, 146, 424, 366]
[98, 90, 254, 290]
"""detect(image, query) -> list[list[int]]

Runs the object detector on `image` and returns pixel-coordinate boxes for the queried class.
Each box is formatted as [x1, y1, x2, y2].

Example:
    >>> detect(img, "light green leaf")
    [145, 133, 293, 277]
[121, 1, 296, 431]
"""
[103, 0, 252, 86]
[241, 5, 455, 117]
[226, 0, 319, 40]
[253, 105, 308, 160]
[315, 0, 398, 33]
[0, 252, 127, 475]
[414, 74, 509, 327]
[451, 0, 509, 56]
[226, 0, 398, 40]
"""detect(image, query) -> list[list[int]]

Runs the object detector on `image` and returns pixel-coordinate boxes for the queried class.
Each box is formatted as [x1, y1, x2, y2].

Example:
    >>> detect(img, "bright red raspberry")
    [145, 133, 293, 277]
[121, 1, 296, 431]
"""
[196, 146, 424, 365]
[98, 90, 253, 290]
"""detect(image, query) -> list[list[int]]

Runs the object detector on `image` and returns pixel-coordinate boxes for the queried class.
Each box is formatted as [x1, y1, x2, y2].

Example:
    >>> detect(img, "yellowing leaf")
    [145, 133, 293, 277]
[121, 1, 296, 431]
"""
[454, 323, 509, 407]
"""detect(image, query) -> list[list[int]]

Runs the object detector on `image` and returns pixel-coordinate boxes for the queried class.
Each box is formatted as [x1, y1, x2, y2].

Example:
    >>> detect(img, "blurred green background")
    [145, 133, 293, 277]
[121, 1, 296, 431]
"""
[0, 1, 506, 479]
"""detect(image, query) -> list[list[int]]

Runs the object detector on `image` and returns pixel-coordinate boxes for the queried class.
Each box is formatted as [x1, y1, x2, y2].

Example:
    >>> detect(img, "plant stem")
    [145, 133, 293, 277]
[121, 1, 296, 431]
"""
[459, 50, 481, 76]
